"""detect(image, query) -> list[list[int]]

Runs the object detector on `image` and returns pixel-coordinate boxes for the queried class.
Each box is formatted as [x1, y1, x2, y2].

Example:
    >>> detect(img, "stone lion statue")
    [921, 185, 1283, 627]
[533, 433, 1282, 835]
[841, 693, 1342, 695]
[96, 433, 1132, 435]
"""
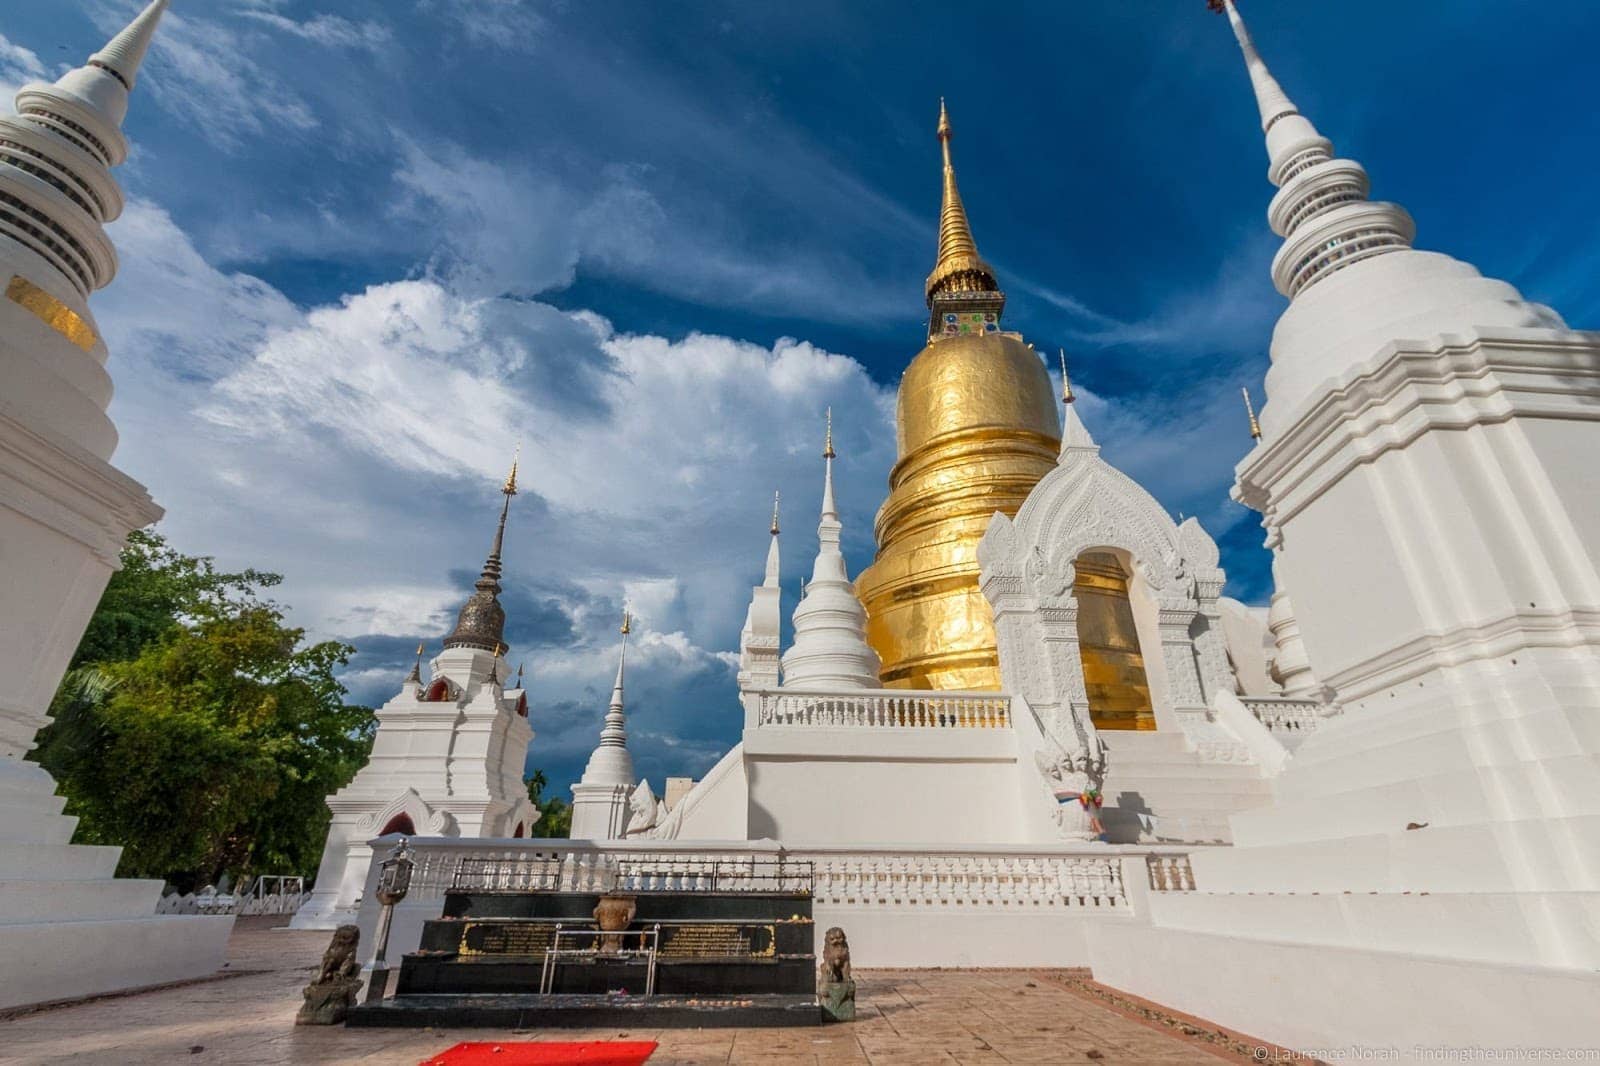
[819, 926, 852, 986]
[295, 924, 362, 1025]
[816, 926, 856, 1021]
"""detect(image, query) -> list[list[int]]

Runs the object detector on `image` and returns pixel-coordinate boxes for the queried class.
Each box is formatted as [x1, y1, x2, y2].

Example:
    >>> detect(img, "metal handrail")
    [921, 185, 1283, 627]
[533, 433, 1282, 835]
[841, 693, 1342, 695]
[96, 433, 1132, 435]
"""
[539, 923, 660, 997]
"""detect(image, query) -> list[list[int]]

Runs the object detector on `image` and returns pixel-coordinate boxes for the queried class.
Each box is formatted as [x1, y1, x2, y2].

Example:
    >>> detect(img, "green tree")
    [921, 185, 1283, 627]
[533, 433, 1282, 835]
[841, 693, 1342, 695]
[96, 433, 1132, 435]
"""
[31, 531, 374, 891]
[526, 769, 572, 838]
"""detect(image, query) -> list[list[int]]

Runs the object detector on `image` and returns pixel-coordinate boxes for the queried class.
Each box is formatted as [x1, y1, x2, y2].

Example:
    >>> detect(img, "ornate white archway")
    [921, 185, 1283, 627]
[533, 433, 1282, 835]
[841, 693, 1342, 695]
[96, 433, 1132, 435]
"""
[979, 408, 1235, 762]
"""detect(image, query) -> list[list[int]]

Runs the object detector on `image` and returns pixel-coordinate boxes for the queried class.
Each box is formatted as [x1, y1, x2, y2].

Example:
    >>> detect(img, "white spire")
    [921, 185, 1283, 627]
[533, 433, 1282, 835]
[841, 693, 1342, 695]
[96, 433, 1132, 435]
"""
[781, 412, 881, 690]
[1219, 0, 1413, 299]
[1222, 0, 1301, 140]
[577, 613, 635, 788]
[764, 491, 781, 587]
[91, 0, 170, 91]
[737, 495, 785, 691]
[2, 0, 171, 303]
[37, 0, 170, 143]
[1057, 351, 1097, 458]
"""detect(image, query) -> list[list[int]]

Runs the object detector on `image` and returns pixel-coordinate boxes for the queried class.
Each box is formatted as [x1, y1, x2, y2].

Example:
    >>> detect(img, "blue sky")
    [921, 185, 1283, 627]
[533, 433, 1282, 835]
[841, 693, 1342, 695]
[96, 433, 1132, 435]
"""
[6, 1, 1597, 802]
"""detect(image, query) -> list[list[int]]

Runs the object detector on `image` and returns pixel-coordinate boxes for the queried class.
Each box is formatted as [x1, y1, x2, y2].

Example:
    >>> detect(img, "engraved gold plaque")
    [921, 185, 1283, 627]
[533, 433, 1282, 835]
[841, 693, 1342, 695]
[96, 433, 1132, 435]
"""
[5, 275, 97, 352]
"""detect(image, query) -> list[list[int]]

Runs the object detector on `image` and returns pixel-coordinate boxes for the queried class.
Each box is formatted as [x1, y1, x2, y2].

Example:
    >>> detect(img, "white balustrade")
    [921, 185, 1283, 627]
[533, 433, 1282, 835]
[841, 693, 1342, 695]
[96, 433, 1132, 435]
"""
[1242, 696, 1329, 737]
[380, 838, 1174, 914]
[755, 688, 1011, 729]
[1145, 853, 1197, 892]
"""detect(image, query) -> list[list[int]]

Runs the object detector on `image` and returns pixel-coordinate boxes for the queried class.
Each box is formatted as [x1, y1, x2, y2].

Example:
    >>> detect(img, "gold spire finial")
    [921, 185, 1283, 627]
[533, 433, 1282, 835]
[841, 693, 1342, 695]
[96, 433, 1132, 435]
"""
[415, 642, 425, 657]
[620, 610, 631, 636]
[925, 99, 999, 309]
[1242, 386, 1263, 441]
[823, 407, 836, 459]
[770, 490, 781, 535]
[1059, 349, 1075, 405]
[502, 445, 520, 497]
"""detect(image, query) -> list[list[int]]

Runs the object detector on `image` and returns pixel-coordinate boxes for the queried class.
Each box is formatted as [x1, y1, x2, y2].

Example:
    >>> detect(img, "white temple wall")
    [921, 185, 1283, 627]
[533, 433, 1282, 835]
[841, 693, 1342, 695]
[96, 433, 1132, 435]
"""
[742, 729, 1022, 845]
[663, 746, 747, 840]
[1086, 917, 1600, 1066]
[1123, 559, 1183, 729]
[1217, 599, 1274, 696]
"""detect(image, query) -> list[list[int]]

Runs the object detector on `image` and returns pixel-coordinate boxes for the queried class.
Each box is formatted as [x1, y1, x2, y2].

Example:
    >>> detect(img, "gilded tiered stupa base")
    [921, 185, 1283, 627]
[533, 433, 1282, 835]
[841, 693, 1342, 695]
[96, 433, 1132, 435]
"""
[857, 333, 1061, 691]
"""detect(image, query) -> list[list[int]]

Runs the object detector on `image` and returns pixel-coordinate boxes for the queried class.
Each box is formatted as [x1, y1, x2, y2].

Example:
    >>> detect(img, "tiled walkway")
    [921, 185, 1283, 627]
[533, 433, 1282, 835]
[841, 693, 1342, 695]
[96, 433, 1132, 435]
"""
[0, 919, 1244, 1065]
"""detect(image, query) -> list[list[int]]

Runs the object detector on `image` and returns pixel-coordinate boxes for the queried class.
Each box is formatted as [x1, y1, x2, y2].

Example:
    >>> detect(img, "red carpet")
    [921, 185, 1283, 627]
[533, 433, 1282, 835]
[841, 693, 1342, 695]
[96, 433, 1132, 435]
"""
[421, 1043, 657, 1066]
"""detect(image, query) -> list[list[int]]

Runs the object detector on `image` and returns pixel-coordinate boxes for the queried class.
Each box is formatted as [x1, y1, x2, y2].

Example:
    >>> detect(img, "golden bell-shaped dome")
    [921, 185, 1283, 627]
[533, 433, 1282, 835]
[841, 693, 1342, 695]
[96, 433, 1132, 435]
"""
[857, 333, 1059, 690]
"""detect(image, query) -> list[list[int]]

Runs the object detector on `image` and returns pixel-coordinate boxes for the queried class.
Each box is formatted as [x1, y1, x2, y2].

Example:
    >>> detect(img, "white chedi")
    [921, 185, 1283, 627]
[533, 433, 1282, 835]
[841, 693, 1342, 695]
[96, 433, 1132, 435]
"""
[780, 412, 880, 689]
[569, 615, 638, 840]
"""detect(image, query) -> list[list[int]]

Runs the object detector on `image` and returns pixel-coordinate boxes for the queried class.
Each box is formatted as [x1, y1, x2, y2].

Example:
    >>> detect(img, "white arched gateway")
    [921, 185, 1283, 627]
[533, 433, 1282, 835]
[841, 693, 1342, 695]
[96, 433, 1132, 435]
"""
[980, 399, 1265, 842]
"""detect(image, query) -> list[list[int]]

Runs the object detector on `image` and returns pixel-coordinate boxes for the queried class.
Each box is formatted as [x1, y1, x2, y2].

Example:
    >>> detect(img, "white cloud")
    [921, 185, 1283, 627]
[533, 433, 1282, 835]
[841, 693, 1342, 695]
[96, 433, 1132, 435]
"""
[416, 0, 546, 51]
[0, 32, 46, 102]
[93, 3, 319, 151]
[237, 11, 393, 53]
[96, 193, 899, 788]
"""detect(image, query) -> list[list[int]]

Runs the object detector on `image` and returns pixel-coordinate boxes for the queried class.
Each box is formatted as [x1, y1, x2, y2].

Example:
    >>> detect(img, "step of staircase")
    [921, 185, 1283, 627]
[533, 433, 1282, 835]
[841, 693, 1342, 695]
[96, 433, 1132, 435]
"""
[0, 809, 77, 845]
[0, 842, 121, 881]
[0, 877, 163, 925]
[1095, 730, 1273, 844]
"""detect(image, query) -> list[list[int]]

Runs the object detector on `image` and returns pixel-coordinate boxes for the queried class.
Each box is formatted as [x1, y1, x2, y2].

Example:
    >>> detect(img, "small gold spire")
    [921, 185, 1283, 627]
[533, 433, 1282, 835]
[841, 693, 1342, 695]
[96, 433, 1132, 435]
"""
[415, 642, 425, 657]
[1242, 386, 1263, 441]
[925, 99, 998, 306]
[770, 490, 781, 535]
[502, 444, 520, 497]
[620, 610, 632, 635]
[516, 662, 524, 684]
[823, 407, 836, 460]
[1059, 349, 1075, 405]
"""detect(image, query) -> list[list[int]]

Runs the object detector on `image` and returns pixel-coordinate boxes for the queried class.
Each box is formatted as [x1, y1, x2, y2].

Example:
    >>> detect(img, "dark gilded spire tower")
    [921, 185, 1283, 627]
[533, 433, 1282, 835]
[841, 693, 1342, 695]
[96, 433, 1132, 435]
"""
[854, 102, 1061, 690]
[444, 457, 519, 653]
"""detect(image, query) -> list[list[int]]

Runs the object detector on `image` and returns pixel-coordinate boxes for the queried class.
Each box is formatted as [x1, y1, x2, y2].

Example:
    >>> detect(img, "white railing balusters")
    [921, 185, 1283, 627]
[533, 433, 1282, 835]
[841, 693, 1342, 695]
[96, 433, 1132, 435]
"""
[754, 687, 1012, 730]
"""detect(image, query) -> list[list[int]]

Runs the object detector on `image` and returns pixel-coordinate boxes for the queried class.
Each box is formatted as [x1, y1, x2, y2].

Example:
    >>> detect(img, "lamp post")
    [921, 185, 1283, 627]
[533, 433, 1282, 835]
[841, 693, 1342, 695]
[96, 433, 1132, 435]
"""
[364, 837, 414, 1004]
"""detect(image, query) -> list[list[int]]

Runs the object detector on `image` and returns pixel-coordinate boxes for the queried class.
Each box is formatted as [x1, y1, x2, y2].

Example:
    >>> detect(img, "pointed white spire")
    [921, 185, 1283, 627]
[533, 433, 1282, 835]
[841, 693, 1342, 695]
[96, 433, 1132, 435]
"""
[91, 0, 170, 91]
[1057, 350, 1098, 458]
[577, 612, 636, 788]
[1217, 0, 1413, 299]
[764, 491, 781, 587]
[1221, 0, 1300, 139]
[36, 0, 170, 142]
[781, 412, 880, 689]
[821, 407, 839, 520]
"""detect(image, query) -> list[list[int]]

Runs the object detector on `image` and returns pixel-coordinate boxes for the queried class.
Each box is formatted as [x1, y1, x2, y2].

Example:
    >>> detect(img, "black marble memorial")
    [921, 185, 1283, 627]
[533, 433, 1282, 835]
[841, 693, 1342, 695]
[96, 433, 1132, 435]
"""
[349, 867, 820, 1029]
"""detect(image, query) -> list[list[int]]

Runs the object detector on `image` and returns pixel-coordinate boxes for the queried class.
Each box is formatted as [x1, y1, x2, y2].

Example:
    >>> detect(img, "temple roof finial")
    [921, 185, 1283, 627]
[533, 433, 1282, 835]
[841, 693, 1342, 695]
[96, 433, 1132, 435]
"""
[1059, 349, 1075, 406]
[925, 100, 1001, 317]
[770, 491, 781, 536]
[442, 458, 520, 652]
[90, 0, 169, 91]
[1242, 386, 1263, 441]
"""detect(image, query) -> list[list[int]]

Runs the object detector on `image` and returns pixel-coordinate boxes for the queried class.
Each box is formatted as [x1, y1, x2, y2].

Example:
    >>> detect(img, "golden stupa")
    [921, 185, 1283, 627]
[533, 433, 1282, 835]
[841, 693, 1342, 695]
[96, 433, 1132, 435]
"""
[855, 102, 1061, 691]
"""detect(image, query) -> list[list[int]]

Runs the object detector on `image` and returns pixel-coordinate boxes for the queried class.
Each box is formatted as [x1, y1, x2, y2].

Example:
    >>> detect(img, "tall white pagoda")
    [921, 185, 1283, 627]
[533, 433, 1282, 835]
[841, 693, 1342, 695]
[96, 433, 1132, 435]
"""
[0, 0, 237, 1010]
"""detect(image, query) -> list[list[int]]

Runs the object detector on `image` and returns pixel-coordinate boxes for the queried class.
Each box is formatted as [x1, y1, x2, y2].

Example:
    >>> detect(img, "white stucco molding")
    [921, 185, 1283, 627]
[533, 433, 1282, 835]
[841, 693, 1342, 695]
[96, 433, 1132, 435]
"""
[353, 787, 455, 837]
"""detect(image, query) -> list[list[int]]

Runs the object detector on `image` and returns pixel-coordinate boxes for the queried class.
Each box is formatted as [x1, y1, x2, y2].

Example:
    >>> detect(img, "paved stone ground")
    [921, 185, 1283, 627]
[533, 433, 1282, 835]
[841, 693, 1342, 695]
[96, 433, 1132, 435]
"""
[0, 918, 1247, 1065]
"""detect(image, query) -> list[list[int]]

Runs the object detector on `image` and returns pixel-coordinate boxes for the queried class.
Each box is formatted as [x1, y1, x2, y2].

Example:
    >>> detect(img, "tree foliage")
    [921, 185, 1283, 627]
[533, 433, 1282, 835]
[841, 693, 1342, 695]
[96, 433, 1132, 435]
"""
[526, 769, 572, 838]
[32, 531, 374, 891]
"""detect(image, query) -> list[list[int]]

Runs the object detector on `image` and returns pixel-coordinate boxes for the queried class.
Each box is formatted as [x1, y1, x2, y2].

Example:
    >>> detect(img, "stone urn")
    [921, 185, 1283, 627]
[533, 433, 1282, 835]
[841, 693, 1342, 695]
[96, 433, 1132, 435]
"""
[593, 893, 637, 954]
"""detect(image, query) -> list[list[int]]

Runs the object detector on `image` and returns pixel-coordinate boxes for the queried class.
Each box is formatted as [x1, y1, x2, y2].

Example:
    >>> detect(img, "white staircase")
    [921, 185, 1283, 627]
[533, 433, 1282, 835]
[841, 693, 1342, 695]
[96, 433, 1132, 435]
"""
[1096, 731, 1274, 844]
[0, 762, 235, 1010]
